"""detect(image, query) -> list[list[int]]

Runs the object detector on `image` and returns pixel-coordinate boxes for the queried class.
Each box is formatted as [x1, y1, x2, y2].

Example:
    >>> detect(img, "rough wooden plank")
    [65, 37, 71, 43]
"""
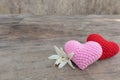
[0, 0, 120, 15]
[0, 15, 120, 80]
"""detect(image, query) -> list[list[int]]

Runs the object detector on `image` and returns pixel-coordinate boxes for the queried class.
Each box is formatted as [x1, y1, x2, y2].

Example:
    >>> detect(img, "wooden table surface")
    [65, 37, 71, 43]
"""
[0, 15, 120, 80]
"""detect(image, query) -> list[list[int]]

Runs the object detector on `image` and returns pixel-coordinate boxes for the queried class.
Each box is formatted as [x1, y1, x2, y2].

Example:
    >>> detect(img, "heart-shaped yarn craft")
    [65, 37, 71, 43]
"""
[64, 40, 102, 70]
[87, 34, 119, 60]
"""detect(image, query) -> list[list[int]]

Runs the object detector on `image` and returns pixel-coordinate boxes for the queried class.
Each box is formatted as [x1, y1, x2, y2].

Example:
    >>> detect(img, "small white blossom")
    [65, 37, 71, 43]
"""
[48, 46, 75, 69]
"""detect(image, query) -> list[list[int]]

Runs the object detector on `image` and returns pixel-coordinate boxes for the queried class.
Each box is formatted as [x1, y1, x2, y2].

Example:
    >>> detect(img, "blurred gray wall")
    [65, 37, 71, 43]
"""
[0, 0, 120, 15]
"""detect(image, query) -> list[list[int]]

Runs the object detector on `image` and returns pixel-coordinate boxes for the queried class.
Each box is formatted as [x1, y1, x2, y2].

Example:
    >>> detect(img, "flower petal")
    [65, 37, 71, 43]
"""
[68, 61, 75, 69]
[55, 58, 61, 65]
[60, 48, 67, 57]
[58, 61, 67, 69]
[54, 46, 61, 55]
[68, 52, 74, 59]
[48, 55, 59, 59]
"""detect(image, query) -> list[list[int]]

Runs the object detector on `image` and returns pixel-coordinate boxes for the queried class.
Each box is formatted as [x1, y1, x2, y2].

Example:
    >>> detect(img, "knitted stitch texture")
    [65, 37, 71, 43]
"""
[64, 40, 102, 70]
[87, 34, 119, 60]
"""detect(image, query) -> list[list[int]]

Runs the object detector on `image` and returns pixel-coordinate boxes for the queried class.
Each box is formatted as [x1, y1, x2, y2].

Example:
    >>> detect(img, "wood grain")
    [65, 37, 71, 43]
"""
[0, 0, 120, 15]
[0, 15, 120, 80]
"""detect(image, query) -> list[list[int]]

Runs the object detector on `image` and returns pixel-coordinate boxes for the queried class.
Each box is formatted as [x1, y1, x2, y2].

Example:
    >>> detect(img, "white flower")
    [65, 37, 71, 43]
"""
[48, 46, 75, 69]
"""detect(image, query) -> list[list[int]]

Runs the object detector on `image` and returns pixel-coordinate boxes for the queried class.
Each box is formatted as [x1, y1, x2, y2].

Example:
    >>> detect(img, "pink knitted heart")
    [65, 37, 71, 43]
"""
[64, 40, 102, 70]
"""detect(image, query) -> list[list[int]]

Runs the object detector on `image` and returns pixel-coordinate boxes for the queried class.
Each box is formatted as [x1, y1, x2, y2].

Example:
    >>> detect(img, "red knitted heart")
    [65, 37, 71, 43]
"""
[87, 34, 119, 60]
